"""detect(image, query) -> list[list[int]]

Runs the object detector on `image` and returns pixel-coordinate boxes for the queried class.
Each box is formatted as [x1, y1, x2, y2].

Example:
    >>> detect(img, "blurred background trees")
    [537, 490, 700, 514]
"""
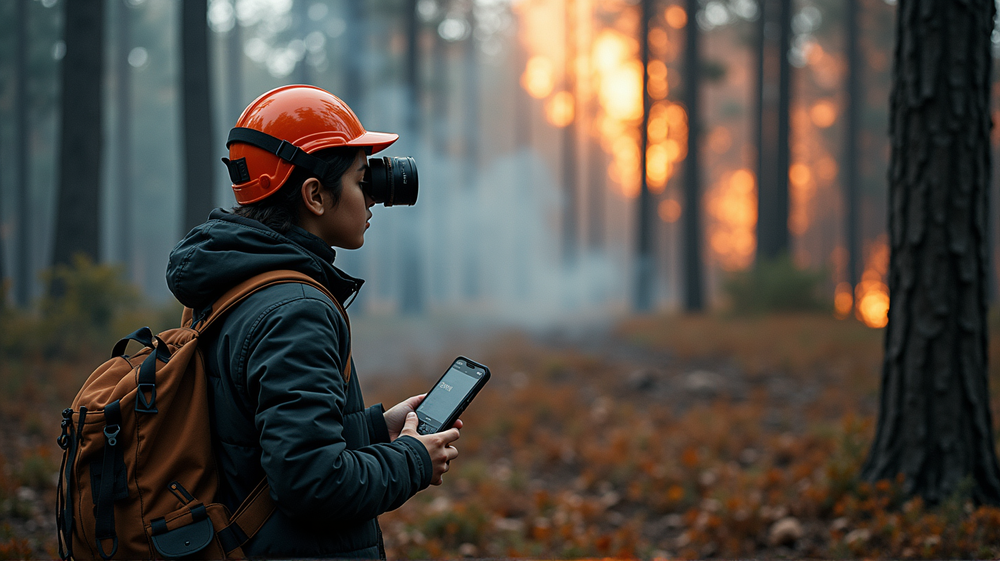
[0, 0, 995, 326]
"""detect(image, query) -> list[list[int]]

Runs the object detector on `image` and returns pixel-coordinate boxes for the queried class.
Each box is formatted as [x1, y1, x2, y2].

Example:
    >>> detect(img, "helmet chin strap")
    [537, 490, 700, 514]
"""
[223, 127, 330, 185]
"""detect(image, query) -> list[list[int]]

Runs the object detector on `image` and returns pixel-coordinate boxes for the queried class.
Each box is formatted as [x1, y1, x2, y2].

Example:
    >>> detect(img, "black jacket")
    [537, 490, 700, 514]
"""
[166, 209, 432, 558]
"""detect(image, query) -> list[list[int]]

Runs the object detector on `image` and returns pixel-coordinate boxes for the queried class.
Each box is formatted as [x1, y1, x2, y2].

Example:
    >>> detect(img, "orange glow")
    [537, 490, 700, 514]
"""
[665, 6, 687, 29]
[648, 28, 668, 53]
[545, 91, 575, 127]
[707, 126, 732, 153]
[810, 100, 838, 128]
[522, 56, 555, 99]
[789, 163, 812, 187]
[658, 199, 681, 223]
[601, 60, 644, 121]
[855, 237, 890, 328]
[706, 169, 757, 270]
[834, 282, 853, 319]
[647, 60, 669, 99]
[817, 157, 838, 181]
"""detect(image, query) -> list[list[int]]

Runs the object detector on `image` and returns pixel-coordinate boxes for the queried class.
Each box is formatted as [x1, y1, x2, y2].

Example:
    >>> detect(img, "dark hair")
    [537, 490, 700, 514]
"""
[232, 147, 360, 234]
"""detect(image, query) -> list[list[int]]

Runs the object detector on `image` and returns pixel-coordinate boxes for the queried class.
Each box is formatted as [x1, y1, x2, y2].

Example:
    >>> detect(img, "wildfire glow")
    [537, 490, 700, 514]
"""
[665, 6, 687, 29]
[855, 238, 890, 328]
[522, 56, 555, 99]
[658, 199, 681, 223]
[545, 91, 575, 127]
[706, 169, 757, 270]
[810, 100, 838, 128]
[834, 281, 853, 319]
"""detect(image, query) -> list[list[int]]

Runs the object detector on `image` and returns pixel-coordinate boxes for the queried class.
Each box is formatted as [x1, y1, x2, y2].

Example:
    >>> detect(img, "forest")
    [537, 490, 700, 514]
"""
[3, 0, 1000, 558]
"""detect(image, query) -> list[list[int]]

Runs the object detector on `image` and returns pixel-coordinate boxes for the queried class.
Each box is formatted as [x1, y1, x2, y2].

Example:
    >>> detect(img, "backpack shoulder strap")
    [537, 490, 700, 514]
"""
[182, 269, 352, 383]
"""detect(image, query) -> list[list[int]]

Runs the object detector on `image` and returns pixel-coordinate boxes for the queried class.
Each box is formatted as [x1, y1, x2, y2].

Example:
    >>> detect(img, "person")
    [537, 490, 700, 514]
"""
[165, 85, 460, 558]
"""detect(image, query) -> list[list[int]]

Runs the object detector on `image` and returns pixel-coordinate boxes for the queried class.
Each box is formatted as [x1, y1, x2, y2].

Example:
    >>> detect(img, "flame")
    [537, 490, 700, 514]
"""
[517, 4, 687, 199]
[854, 237, 890, 328]
[810, 100, 837, 128]
[658, 199, 681, 223]
[546, 91, 576, 127]
[665, 6, 687, 29]
[522, 56, 555, 99]
[706, 169, 757, 270]
[833, 281, 853, 319]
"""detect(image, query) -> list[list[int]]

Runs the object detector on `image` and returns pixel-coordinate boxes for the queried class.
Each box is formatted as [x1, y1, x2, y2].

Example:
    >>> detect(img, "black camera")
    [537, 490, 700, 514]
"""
[363, 156, 418, 206]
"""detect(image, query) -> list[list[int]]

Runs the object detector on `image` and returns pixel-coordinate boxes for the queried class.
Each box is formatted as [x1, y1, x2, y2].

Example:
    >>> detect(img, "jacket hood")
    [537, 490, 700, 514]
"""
[166, 208, 363, 311]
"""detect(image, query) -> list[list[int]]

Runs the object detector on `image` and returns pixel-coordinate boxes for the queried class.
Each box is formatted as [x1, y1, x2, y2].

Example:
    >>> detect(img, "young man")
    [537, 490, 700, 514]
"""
[165, 85, 459, 558]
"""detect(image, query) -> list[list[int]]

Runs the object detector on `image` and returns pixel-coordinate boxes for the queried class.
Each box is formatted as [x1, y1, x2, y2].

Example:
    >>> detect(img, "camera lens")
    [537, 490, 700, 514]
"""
[364, 156, 418, 206]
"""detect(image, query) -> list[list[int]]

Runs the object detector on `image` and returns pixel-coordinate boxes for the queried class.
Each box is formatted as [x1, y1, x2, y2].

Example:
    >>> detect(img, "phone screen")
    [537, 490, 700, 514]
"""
[417, 360, 485, 430]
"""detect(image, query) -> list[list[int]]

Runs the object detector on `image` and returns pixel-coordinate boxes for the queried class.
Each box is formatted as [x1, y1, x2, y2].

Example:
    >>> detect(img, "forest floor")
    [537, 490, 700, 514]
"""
[3, 311, 1000, 558]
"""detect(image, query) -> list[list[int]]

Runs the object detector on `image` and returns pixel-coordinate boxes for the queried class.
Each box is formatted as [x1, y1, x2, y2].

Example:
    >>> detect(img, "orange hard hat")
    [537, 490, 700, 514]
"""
[224, 85, 399, 204]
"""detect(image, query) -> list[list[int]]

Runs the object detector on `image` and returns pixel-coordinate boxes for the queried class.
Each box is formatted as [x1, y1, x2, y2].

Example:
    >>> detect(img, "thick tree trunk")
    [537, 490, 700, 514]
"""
[634, 0, 654, 311]
[181, 0, 215, 233]
[226, 10, 243, 125]
[682, 0, 704, 311]
[861, 0, 1000, 506]
[52, 0, 104, 270]
[14, 0, 31, 306]
[844, 0, 861, 288]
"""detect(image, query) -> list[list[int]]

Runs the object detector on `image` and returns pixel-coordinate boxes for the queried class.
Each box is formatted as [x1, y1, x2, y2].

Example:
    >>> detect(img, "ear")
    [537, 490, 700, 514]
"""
[300, 178, 326, 216]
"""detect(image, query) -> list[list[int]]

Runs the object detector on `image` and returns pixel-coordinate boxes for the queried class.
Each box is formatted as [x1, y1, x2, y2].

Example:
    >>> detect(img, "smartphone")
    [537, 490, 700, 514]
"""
[414, 356, 491, 435]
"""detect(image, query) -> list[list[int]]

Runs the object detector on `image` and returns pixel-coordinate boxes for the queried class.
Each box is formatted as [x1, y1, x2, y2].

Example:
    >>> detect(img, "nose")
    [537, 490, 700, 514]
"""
[364, 193, 375, 208]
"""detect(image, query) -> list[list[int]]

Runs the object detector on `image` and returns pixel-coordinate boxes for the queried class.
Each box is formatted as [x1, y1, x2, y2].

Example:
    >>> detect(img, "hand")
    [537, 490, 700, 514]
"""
[384, 394, 425, 441]
[400, 412, 460, 485]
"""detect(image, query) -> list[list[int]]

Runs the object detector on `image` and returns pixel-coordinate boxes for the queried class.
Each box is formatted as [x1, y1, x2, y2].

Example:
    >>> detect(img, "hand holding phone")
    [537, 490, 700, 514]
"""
[413, 356, 490, 434]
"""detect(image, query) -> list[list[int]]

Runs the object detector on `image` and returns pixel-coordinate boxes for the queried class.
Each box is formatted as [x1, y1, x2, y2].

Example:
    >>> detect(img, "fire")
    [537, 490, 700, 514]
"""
[833, 281, 853, 319]
[706, 169, 757, 270]
[665, 6, 687, 29]
[854, 237, 890, 328]
[522, 56, 555, 99]
[546, 91, 576, 127]
[658, 199, 681, 223]
[810, 100, 837, 128]
[516, 3, 686, 199]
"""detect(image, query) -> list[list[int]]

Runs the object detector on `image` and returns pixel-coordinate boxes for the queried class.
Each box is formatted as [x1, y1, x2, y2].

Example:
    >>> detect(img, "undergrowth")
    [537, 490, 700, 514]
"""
[2, 262, 1000, 558]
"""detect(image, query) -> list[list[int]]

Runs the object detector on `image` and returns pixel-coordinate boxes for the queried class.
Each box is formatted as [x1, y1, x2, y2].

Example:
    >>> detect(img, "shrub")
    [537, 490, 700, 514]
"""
[722, 254, 829, 315]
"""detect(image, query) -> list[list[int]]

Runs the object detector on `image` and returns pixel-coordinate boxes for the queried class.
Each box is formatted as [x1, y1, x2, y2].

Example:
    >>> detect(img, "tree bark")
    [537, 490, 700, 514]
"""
[861, 0, 1000, 506]
[181, 0, 215, 233]
[682, 0, 704, 311]
[634, 0, 655, 312]
[52, 0, 104, 271]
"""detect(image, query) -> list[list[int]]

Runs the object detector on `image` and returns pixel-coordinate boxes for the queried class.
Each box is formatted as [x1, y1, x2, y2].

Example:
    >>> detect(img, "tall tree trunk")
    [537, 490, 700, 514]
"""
[52, 0, 104, 272]
[116, 0, 134, 278]
[562, 0, 578, 266]
[181, 0, 215, 233]
[844, 0, 861, 289]
[634, 0, 654, 311]
[755, 0, 791, 262]
[682, 0, 703, 311]
[861, 0, 1000, 506]
[399, 0, 424, 314]
[15, 0, 31, 306]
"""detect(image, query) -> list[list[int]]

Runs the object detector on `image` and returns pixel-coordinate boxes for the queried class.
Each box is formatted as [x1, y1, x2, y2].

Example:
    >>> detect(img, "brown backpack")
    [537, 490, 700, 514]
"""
[56, 270, 352, 560]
